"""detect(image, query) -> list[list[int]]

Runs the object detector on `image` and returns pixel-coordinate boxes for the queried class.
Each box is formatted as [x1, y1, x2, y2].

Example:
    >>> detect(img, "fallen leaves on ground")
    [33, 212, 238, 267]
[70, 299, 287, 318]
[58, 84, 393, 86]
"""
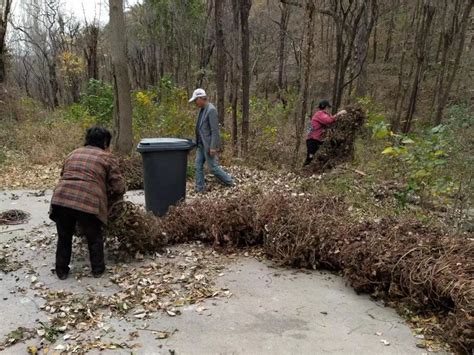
[0, 163, 61, 189]
[2, 229, 234, 352]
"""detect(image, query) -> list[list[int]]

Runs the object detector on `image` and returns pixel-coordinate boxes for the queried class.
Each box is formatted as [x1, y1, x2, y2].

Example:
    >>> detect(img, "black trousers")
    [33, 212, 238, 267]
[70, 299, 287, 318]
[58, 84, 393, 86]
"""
[52, 205, 105, 275]
[304, 139, 323, 166]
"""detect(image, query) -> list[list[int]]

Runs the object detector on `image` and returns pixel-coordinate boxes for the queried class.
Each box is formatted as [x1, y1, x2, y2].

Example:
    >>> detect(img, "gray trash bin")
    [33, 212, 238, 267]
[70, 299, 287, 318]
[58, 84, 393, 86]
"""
[137, 138, 195, 216]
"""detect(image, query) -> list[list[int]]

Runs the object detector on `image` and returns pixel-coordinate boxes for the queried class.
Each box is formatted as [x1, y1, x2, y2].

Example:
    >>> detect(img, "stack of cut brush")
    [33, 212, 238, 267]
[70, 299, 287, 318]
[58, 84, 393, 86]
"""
[309, 105, 367, 172]
[104, 193, 472, 353]
[119, 155, 143, 190]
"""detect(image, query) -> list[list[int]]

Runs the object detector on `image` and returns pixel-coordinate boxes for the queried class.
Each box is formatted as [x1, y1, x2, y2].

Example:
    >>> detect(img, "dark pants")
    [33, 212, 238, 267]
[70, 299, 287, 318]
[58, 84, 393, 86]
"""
[52, 205, 105, 276]
[304, 139, 323, 166]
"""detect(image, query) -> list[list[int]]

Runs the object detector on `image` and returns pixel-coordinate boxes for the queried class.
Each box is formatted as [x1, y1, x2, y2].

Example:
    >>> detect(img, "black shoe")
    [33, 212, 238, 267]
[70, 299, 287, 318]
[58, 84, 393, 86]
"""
[56, 272, 68, 280]
[92, 270, 105, 278]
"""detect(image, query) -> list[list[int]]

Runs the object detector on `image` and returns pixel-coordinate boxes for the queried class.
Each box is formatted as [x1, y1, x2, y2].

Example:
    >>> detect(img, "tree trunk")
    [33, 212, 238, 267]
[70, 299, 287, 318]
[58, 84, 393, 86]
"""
[277, 1, 290, 105]
[230, 0, 240, 155]
[434, 0, 473, 124]
[109, 0, 134, 155]
[47, 60, 59, 107]
[296, 0, 315, 160]
[0, 0, 12, 84]
[355, 1, 377, 98]
[383, 1, 396, 62]
[402, 1, 436, 133]
[239, 0, 251, 155]
[372, 16, 378, 63]
[214, 0, 226, 126]
[84, 24, 99, 80]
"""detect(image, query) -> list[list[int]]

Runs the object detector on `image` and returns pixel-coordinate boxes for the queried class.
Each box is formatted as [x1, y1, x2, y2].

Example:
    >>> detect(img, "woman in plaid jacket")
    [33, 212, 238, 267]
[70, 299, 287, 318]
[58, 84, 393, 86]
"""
[50, 127, 126, 280]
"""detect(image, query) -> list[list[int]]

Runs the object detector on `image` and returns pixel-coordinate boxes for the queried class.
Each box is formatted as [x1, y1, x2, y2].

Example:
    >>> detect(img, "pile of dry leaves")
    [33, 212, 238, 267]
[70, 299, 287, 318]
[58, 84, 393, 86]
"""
[105, 192, 473, 353]
[307, 105, 367, 172]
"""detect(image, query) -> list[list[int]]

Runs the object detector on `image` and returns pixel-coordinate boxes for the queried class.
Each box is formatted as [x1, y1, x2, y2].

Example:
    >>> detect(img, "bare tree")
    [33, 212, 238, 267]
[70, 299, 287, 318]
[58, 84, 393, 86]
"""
[353, 0, 378, 98]
[109, 0, 133, 155]
[12, 0, 64, 107]
[214, 0, 226, 126]
[402, 0, 436, 133]
[0, 0, 12, 84]
[295, 0, 315, 159]
[84, 23, 99, 81]
[433, 0, 473, 124]
[230, 0, 240, 155]
[318, 0, 369, 111]
[239, 0, 251, 155]
[277, 1, 291, 105]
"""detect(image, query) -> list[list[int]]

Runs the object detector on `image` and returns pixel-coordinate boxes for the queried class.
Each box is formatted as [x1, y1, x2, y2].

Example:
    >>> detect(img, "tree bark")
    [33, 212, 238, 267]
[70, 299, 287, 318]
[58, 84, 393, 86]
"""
[0, 0, 12, 84]
[383, 1, 396, 62]
[295, 0, 315, 160]
[230, 0, 240, 155]
[47, 60, 59, 107]
[214, 0, 226, 126]
[84, 24, 99, 80]
[402, 1, 436, 133]
[109, 0, 134, 155]
[355, 1, 378, 98]
[277, 1, 291, 105]
[239, 0, 251, 155]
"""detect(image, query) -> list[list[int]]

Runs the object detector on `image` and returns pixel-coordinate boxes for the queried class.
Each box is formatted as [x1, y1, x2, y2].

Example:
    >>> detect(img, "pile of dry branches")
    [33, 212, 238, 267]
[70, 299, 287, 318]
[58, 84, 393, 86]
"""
[104, 193, 473, 352]
[118, 155, 143, 190]
[308, 105, 367, 172]
[105, 201, 166, 257]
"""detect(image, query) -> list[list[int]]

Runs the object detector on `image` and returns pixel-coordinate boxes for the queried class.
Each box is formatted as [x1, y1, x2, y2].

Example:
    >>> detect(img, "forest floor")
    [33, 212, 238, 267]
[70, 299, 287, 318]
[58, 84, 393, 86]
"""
[0, 189, 437, 355]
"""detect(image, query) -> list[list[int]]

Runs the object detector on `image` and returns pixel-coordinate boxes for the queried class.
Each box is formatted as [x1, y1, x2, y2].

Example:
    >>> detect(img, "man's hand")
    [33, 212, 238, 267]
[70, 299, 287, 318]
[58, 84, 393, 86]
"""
[209, 149, 218, 157]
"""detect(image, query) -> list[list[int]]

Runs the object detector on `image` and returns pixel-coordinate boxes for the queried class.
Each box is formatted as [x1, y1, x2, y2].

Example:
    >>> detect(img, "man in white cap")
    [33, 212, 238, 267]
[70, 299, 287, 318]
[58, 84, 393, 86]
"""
[189, 88, 234, 193]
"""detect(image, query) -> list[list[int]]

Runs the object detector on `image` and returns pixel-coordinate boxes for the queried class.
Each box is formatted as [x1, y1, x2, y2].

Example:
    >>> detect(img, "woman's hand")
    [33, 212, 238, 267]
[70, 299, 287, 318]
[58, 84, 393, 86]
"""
[336, 109, 347, 117]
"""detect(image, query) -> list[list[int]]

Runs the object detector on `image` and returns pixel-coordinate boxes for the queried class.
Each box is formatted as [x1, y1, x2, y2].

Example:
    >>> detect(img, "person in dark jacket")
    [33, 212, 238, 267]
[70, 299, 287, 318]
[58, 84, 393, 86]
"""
[49, 127, 126, 280]
[304, 100, 346, 166]
[189, 88, 234, 193]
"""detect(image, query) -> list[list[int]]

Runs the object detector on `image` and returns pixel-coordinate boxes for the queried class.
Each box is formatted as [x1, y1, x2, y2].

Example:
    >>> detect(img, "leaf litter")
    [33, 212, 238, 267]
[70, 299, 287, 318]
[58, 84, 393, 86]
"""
[1, 231, 235, 353]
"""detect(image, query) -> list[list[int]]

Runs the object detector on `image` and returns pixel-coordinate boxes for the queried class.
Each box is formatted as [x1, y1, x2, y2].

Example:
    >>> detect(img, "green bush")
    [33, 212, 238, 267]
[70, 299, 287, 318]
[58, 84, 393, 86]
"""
[132, 78, 195, 140]
[79, 79, 114, 126]
[381, 125, 453, 205]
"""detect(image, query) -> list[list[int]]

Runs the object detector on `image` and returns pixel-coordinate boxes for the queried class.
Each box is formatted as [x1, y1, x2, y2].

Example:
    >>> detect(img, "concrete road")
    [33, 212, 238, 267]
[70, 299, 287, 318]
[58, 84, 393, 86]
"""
[0, 190, 426, 354]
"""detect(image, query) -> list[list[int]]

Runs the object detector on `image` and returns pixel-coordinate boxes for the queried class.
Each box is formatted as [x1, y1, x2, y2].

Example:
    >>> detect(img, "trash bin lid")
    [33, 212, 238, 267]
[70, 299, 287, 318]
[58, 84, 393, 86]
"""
[137, 138, 195, 152]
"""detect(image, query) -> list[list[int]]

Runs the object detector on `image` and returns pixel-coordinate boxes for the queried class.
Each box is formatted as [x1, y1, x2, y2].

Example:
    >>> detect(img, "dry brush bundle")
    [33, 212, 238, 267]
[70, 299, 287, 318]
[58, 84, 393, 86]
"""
[118, 155, 143, 190]
[162, 192, 261, 247]
[337, 219, 474, 353]
[102, 192, 472, 352]
[254, 193, 349, 269]
[309, 105, 367, 172]
[105, 200, 167, 255]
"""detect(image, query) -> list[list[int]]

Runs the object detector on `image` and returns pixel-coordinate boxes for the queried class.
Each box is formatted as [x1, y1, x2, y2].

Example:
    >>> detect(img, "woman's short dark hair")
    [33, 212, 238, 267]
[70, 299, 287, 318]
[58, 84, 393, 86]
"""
[318, 99, 332, 110]
[84, 126, 112, 149]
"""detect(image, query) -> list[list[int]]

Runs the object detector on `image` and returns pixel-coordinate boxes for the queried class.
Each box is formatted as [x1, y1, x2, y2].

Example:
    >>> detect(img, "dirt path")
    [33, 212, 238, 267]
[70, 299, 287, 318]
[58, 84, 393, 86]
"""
[0, 190, 429, 354]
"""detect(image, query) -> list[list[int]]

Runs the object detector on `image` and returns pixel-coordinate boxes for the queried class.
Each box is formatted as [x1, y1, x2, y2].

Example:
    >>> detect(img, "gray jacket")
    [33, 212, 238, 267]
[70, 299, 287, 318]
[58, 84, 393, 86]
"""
[196, 103, 221, 151]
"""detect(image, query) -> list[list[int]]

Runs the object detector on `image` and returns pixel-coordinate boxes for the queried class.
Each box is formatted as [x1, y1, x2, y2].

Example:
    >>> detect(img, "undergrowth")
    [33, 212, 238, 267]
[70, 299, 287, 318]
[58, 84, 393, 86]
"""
[0, 83, 472, 231]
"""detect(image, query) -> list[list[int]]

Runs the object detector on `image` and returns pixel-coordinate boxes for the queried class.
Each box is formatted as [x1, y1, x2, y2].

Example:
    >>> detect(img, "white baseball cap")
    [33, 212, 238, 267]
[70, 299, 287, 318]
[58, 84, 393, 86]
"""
[189, 88, 207, 102]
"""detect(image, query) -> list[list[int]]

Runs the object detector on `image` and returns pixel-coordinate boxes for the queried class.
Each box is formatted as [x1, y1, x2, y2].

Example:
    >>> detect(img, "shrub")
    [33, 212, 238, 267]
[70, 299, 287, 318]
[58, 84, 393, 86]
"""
[381, 125, 453, 206]
[79, 79, 114, 126]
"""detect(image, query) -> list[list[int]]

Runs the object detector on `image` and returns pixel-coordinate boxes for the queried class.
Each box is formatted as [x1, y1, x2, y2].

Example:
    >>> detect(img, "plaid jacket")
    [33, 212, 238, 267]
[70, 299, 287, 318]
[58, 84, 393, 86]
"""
[50, 146, 126, 224]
